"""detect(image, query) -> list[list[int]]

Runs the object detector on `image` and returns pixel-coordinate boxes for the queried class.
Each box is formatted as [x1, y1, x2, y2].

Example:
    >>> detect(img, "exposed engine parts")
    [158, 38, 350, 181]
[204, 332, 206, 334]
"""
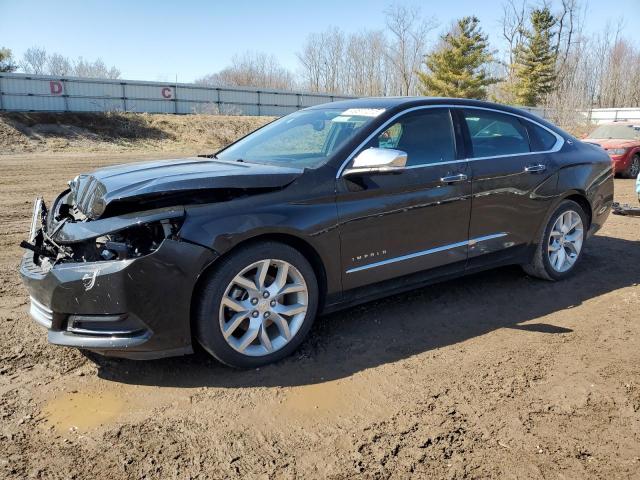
[21, 194, 184, 267]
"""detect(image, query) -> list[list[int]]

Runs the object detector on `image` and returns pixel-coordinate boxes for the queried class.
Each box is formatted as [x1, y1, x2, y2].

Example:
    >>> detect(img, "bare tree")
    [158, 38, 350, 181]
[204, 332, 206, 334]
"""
[20, 46, 48, 74]
[196, 51, 295, 90]
[47, 53, 73, 76]
[73, 57, 121, 79]
[297, 33, 324, 92]
[384, 3, 437, 95]
[501, 0, 527, 68]
[554, 0, 582, 70]
[17, 46, 121, 78]
[297, 28, 346, 94]
[323, 28, 346, 93]
[297, 4, 437, 96]
[344, 30, 392, 96]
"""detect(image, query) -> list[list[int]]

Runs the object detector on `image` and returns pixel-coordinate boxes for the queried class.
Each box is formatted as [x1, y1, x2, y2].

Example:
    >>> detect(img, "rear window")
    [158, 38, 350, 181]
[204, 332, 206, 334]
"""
[526, 122, 558, 151]
[462, 109, 530, 158]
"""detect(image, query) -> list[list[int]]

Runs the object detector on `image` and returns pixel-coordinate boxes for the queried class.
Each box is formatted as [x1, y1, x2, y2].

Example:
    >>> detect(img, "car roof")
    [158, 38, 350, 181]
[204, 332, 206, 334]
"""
[308, 96, 564, 134]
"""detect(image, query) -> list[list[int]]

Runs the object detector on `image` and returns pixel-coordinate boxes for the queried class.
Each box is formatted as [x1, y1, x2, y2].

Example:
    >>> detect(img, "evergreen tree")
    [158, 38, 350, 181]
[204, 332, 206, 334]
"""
[417, 16, 498, 99]
[511, 8, 558, 106]
[0, 47, 17, 72]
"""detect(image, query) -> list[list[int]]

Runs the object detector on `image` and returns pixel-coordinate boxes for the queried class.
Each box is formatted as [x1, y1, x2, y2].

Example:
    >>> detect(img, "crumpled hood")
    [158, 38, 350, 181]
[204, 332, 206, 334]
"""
[69, 157, 303, 219]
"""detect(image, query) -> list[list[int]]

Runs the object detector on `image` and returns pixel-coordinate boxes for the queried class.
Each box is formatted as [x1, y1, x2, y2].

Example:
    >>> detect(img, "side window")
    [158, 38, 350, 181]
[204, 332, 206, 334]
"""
[526, 121, 558, 151]
[462, 109, 530, 158]
[367, 108, 456, 166]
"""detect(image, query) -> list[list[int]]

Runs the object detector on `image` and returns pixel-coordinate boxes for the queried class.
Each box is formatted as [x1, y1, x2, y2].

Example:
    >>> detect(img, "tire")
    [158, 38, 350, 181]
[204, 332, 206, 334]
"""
[623, 154, 640, 179]
[194, 241, 318, 368]
[523, 200, 588, 281]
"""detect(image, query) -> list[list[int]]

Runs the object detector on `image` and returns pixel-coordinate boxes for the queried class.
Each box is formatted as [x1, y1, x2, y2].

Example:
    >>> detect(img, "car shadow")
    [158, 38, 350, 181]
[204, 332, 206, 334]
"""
[89, 234, 639, 388]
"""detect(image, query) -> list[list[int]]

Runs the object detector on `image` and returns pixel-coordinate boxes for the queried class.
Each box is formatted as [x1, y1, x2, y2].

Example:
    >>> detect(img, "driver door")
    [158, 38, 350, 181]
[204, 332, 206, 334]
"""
[335, 107, 471, 291]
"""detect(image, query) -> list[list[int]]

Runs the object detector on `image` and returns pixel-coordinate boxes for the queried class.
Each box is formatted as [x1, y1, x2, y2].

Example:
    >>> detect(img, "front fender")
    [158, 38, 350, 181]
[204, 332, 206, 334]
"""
[179, 197, 342, 298]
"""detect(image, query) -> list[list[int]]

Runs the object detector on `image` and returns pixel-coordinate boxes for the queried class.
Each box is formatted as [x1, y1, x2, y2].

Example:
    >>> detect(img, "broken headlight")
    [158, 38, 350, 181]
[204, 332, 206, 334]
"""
[74, 218, 184, 262]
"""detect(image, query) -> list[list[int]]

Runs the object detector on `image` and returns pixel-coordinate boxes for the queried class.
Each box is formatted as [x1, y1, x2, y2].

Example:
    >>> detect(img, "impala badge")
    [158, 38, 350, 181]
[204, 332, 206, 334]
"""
[352, 250, 387, 263]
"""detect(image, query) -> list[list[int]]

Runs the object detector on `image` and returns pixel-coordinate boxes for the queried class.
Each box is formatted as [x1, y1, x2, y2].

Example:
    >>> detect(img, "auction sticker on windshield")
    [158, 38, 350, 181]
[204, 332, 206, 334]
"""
[342, 108, 385, 117]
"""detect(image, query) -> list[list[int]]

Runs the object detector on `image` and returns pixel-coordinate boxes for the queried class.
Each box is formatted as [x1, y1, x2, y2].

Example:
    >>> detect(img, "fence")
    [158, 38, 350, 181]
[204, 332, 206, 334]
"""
[1, 73, 638, 124]
[522, 106, 640, 124]
[0, 73, 354, 116]
[583, 108, 640, 124]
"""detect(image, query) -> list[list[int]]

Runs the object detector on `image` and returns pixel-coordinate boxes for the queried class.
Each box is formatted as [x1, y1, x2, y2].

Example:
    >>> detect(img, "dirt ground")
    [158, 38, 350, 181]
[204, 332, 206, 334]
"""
[1, 151, 639, 479]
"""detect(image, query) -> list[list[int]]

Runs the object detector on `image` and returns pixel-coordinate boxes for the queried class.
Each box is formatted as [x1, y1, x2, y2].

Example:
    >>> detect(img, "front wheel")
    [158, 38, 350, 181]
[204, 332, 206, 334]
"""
[523, 200, 588, 281]
[194, 241, 318, 368]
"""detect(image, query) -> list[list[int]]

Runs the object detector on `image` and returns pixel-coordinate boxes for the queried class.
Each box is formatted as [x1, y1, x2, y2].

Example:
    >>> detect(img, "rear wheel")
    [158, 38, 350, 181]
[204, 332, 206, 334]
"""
[523, 200, 588, 281]
[623, 154, 640, 179]
[194, 241, 318, 368]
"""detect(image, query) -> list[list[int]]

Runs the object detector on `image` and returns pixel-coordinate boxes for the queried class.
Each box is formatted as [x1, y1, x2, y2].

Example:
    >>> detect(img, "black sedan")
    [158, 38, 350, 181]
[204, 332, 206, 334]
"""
[20, 97, 614, 368]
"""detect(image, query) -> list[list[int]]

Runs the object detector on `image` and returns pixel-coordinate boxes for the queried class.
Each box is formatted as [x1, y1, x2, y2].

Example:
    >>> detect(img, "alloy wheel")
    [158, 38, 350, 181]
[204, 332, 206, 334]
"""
[219, 259, 308, 356]
[547, 210, 584, 273]
[630, 156, 640, 178]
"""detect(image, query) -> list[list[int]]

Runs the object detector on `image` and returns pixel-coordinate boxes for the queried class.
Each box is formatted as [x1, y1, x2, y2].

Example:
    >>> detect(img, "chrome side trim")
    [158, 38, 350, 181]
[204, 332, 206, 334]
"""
[345, 233, 507, 274]
[467, 232, 508, 245]
[29, 296, 53, 329]
[335, 104, 565, 178]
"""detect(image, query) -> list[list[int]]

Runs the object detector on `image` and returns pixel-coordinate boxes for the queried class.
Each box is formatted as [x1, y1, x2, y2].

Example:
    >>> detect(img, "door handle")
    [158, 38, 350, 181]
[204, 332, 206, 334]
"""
[524, 164, 546, 173]
[440, 173, 468, 183]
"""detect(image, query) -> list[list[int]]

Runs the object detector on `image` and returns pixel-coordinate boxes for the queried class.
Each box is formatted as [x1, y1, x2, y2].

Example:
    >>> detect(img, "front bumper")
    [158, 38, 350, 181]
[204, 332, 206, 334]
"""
[20, 239, 217, 359]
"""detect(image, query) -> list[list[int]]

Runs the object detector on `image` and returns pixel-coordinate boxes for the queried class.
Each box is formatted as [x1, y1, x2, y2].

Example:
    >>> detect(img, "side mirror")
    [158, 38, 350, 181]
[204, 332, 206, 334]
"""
[343, 148, 408, 176]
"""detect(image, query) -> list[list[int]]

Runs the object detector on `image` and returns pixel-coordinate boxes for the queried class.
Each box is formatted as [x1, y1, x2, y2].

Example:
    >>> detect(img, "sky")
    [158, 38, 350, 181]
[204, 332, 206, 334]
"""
[1, 0, 639, 83]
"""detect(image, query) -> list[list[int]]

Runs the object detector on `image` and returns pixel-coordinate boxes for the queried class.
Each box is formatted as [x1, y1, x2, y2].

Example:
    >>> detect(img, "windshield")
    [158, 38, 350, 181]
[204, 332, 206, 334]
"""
[217, 107, 384, 168]
[589, 124, 640, 140]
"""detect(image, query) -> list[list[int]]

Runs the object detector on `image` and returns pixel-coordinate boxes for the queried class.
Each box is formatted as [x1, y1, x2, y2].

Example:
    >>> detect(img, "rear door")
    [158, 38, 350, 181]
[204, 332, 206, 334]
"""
[457, 107, 563, 265]
[336, 107, 471, 291]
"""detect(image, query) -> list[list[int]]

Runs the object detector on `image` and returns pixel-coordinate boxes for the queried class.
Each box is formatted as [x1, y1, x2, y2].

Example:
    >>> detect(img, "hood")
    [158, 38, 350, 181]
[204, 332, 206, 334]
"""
[69, 157, 303, 219]
[583, 138, 639, 149]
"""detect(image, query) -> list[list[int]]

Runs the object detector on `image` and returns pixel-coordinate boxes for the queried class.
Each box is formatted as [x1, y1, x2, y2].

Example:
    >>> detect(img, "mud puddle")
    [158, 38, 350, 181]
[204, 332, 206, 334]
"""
[39, 380, 188, 436]
[282, 380, 350, 413]
[41, 389, 131, 434]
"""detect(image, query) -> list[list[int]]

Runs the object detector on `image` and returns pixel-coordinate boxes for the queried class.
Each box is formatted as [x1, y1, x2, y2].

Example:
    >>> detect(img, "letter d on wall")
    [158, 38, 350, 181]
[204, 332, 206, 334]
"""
[50, 81, 63, 95]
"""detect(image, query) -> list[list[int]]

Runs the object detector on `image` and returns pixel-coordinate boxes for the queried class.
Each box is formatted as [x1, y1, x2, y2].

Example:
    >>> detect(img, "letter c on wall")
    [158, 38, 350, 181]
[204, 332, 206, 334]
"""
[50, 81, 63, 95]
[161, 87, 173, 99]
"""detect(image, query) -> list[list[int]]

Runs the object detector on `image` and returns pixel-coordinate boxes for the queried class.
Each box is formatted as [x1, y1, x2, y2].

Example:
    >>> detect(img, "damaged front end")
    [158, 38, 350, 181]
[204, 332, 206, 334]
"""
[22, 190, 185, 269]
[19, 191, 218, 359]
[19, 157, 302, 358]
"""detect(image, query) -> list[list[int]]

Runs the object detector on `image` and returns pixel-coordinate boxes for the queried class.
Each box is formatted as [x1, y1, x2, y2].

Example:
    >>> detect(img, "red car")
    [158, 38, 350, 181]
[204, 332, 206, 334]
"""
[584, 122, 640, 178]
